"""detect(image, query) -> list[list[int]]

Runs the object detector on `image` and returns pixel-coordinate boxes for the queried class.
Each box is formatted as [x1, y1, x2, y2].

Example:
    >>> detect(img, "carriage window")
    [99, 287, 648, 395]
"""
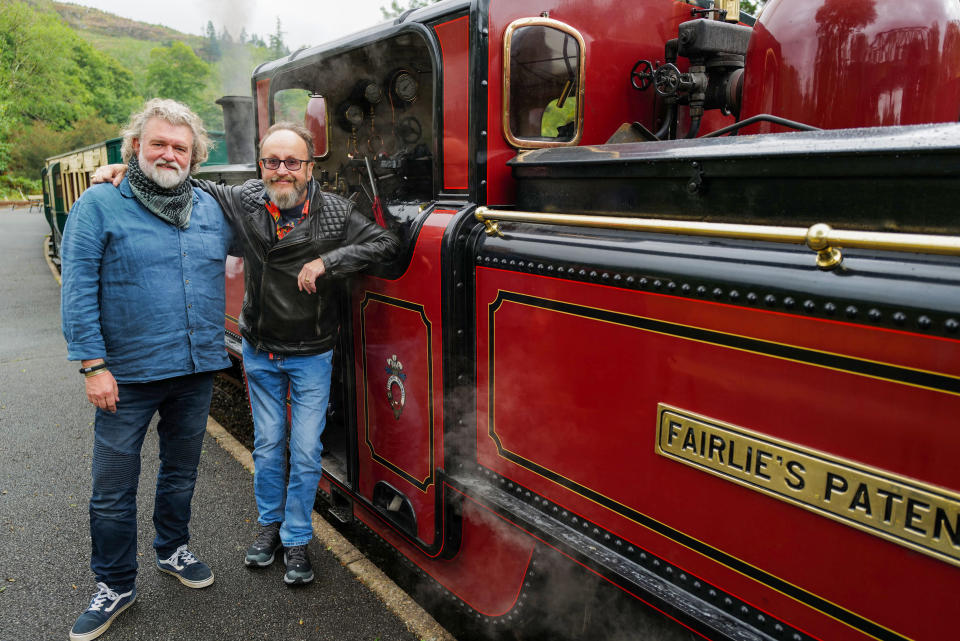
[503, 18, 585, 148]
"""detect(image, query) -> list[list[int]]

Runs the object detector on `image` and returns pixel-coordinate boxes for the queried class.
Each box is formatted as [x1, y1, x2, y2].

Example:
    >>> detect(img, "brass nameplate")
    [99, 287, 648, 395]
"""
[656, 404, 960, 568]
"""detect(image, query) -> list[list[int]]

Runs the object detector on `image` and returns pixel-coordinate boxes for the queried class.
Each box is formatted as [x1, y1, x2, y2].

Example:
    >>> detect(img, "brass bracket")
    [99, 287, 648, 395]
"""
[805, 223, 843, 270]
[475, 208, 504, 237]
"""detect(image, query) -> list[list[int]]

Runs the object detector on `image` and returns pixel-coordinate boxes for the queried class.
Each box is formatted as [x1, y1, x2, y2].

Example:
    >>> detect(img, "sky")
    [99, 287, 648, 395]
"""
[63, 0, 393, 52]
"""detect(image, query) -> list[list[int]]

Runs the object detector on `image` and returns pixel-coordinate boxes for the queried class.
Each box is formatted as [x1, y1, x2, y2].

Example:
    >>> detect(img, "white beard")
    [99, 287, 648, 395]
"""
[265, 178, 308, 209]
[139, 150, 189, 189]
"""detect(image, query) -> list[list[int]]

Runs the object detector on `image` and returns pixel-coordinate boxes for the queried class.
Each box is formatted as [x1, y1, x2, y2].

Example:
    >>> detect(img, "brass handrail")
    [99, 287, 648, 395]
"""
[474, 207, 960, 270]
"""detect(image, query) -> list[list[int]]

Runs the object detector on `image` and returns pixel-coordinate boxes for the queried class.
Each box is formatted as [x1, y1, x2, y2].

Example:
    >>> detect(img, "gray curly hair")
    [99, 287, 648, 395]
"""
[121, 98, 212, 171]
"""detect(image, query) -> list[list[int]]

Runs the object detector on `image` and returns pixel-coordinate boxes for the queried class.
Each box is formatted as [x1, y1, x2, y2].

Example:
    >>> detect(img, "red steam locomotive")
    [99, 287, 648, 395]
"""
[59, 0, 960, 639]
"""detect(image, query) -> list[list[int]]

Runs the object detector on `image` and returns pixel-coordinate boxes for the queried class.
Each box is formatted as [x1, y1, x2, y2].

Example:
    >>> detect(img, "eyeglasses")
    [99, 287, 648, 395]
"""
[259, 157, 311, 171]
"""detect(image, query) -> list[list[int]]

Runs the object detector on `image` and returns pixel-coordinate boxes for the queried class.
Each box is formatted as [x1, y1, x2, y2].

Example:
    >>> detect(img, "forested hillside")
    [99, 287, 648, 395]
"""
[0, 0, 289, 196]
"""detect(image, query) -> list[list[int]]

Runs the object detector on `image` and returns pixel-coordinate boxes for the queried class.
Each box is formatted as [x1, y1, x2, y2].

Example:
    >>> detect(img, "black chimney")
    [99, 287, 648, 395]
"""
[215, 96, 256, 165]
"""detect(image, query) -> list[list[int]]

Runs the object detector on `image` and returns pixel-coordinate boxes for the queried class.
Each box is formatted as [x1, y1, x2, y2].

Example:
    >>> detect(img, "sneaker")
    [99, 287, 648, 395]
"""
[69, 582, 136, 641]
[245, 522, 282, 567]
[283, 544, 314, 585]
[156, 544, 214, 588]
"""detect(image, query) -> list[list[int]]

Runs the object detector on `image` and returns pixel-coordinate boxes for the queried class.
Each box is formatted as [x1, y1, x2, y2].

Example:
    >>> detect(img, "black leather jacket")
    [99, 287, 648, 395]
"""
[197, 178, 399, 355]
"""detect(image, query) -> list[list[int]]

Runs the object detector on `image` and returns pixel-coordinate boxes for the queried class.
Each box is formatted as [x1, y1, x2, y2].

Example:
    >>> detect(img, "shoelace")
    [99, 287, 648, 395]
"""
[168, 544, 198, 566]
[285, 545, 308, 565]
[88, 582, 119, 611]
[254, 524, 280, 547]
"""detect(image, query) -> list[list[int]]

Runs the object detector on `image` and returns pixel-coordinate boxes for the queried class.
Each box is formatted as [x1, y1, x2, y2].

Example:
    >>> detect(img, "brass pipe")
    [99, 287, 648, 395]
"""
[474, 207, 960, 270]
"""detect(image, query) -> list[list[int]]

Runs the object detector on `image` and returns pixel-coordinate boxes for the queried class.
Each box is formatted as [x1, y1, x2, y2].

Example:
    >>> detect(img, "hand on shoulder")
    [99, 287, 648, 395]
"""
[91, 164, 127, 187]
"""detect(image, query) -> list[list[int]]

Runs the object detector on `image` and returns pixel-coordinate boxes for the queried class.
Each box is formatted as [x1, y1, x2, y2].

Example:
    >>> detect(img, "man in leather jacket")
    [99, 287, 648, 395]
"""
[204, 123, 399, 585]
[94, 121, 398, 585]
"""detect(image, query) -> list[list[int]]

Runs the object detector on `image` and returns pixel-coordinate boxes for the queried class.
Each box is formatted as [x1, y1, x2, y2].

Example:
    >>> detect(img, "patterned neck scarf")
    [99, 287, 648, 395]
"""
[265, 183, 311, 240]
[126, 155, 193, 229]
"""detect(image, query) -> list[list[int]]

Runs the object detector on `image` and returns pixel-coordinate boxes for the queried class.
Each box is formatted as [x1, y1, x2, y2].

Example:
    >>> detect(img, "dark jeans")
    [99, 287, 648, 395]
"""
[89, 372, 214, 590]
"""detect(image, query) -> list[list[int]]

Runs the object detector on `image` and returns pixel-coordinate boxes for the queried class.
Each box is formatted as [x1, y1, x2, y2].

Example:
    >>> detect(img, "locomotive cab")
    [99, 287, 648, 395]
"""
[254, 28, 439, 242]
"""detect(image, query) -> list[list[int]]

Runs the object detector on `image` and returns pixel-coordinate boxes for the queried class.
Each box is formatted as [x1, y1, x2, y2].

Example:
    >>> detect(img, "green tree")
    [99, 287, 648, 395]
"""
[146, 40, 211, 107]
[8, 116, 120, 181]
[200, 20, 221, 62]
[741, 1, 767, 16]
[75, 40, 141, 124]
[268, 18, 289, 58]
[0, 2, 93, 128]
[0, 1, 140, 177]
[0, 103, 13, 174]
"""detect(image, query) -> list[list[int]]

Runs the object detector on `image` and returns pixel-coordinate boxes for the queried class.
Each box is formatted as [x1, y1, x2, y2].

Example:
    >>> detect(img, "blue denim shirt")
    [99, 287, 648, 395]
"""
[61, 178, 233, 383]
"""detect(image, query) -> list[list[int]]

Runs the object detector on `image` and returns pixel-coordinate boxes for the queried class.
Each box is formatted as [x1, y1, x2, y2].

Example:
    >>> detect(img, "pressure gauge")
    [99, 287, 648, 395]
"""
[344, 104, 364, 127]
[391, 71, 419, 104]
[363, 82, 383, 105]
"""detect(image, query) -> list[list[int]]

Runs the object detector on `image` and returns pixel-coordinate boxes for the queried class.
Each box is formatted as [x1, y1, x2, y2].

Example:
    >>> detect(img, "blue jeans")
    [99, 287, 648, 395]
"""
[89, 372, 214, 591]
[242, 339, 332, 546]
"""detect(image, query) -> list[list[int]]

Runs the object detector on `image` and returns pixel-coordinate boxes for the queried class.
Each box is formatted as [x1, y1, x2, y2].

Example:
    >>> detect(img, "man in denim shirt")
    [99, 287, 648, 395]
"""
[61, 99, 232, 641]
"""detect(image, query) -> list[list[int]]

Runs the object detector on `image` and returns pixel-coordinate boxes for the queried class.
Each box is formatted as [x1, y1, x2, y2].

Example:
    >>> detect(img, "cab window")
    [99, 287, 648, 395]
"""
[503, 18, 585, 148]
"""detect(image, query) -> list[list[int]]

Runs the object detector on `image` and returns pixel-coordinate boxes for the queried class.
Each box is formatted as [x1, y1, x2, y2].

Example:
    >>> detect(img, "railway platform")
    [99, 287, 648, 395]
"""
[0, 206, 450, 641]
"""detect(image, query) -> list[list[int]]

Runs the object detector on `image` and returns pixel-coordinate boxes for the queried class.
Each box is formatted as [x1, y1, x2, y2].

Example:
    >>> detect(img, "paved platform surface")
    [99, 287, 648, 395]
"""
[0, 207, 441, 641]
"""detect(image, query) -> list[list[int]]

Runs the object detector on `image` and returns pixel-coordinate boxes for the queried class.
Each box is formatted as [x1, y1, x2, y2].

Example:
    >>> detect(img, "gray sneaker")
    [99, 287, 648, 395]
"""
[245, 522, 282, 567]
[283, 544, 314, 585]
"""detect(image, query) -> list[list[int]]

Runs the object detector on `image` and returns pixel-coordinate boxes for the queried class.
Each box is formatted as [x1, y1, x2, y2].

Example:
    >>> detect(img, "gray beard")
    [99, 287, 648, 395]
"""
[139, 151, 188, 189]
[265, 179, 307, 209]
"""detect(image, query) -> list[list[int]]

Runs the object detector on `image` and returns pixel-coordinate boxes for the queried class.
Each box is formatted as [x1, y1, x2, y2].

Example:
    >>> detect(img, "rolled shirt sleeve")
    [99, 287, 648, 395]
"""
[61, 194, 108, 361]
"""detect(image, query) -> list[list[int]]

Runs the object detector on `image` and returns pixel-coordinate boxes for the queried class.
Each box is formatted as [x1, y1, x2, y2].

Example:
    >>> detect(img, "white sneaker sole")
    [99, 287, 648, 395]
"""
[157, 565, 215, 588]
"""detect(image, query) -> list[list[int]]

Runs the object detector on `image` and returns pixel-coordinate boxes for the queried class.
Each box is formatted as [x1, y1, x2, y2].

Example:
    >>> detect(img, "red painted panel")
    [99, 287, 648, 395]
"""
[256, 78, 271, 140]
[474, 267, 960, 641]
[224, 256, 244, 342]
[740, 0, 960, 132]
[361, 299, 433, 487]
[435, 16, 470, 191]
[353, 212, 454, 546]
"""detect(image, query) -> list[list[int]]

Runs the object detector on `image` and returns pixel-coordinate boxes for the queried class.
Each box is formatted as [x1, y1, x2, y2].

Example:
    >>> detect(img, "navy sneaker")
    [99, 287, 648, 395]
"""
[283, 544, 314, 585]
[245, 522, 282, 567]
[156, 544, 214, 588]
[69, 582, 136, 641]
